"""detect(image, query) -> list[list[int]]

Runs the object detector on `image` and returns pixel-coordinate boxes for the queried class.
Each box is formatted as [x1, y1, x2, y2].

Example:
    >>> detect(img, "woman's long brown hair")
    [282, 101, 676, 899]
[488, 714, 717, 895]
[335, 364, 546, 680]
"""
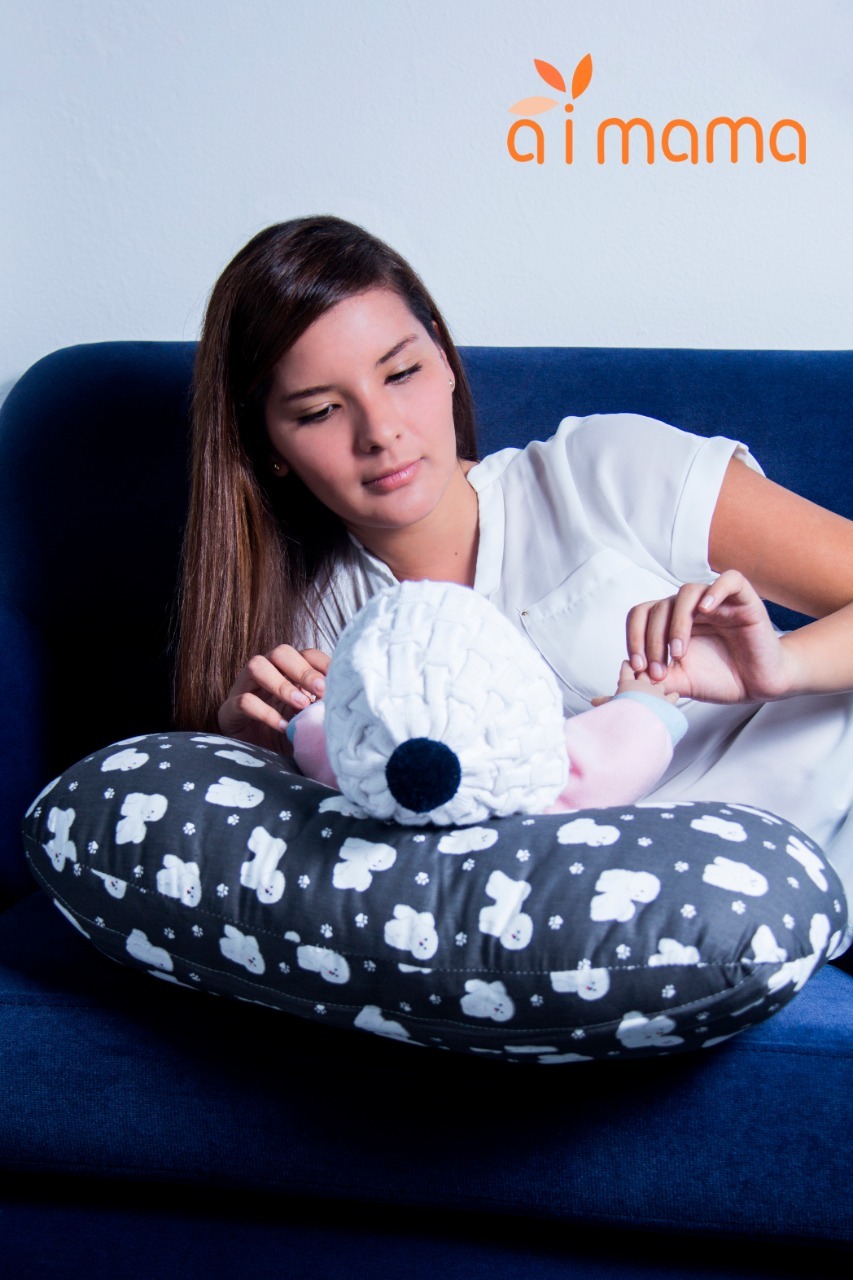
[174, 217, 479, 730]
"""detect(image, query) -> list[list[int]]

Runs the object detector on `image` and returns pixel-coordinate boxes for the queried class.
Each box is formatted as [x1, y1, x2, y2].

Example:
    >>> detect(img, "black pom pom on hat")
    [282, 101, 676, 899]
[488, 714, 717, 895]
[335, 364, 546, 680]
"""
[385, 738, 462, 814]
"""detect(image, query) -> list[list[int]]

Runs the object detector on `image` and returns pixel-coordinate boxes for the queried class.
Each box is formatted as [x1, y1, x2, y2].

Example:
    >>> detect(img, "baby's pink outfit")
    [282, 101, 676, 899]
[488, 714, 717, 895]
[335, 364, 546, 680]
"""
[290, 691, 686, 812]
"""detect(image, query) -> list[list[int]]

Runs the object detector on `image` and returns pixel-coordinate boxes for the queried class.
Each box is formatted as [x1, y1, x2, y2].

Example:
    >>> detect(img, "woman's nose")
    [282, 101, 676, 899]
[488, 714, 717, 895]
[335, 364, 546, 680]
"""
[354, 400, 400, 451]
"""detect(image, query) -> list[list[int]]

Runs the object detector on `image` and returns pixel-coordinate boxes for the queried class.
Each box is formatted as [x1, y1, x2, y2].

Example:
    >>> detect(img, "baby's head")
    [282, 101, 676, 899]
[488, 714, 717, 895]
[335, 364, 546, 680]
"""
[323, 581, 568, 825]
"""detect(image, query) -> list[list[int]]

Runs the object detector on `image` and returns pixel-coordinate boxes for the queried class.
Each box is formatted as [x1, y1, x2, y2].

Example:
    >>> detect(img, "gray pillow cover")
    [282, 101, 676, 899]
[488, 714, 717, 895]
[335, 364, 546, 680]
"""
[21, 731, 847, 1064]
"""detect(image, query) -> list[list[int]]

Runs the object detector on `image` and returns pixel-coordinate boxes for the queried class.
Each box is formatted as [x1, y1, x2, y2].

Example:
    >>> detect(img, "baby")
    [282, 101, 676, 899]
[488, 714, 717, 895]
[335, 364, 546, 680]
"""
[288, 580, 686, 825]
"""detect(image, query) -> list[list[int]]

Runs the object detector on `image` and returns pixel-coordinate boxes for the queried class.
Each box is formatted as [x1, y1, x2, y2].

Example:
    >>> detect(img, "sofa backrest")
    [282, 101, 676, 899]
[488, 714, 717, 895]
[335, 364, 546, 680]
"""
[1, 342, 850, 901]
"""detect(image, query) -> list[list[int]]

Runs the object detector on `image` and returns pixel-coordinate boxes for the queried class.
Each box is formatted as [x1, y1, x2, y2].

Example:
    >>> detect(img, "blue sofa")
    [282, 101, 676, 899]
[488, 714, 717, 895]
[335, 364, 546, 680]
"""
[1, 343, 851, 1277]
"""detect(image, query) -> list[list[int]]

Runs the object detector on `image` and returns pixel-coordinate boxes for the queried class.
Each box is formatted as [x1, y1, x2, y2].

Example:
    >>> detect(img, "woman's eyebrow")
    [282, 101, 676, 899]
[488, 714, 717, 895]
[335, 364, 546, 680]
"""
[280, 334, 420, 402]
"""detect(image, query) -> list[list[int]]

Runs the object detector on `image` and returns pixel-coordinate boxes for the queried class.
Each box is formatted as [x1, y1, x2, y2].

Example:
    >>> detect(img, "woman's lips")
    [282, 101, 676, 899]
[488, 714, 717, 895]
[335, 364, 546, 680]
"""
[363, 460, 421, 492]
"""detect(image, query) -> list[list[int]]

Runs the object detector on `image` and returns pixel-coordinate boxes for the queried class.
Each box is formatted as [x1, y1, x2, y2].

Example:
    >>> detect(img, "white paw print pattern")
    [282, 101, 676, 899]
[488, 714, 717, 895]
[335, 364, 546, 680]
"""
[320, 923, 333, 938]
[183, 822, 196, 835]
[216, 883, 228, 897]
[415, 872, 429, 885]
[455, 932, 467, 946]
[516, 849, 530, 862]
[569, 862, 584, 875]
[732, 901, 746, 914]
[548, 915, 563, 930]
[355, 913, 368, 928]
[298, 875, 310, 888]
[279, 810, 292, 821]
[681, 904, 697, 919]
[227, 814, 240, 826]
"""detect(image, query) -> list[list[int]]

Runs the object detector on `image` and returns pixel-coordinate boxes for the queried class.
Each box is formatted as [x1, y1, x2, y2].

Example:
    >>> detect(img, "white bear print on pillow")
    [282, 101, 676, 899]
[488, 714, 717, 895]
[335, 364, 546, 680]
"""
[204, 777, 264, 809]
[115, 793, 168, 845]
[126, 928, 173, 972]
[590, 869, 660, 922]
[766, 914, 833, 995]
[156, 854, 202, 907]
[100, 748, 150, 772]
[383, 905, 439, 961]
[296, 944, 351, 985]
[354, 1006, 412, 1040]
[702, 856, 768, 896]
[240, 826, 287, 904]
[332, 837, 397, 891]
[437, 828, 499, 855]
[478, 870, 533, 950]
[550, 966, 611, 1000]
[43, 807, 77, 871]
[750, 925, 789, 965]
[556, 817, 620, 847]
[214, 748, 267, 768]
[690, 815, 747, 843]
[461, 979, 515, 1022]
[219, 924, 265, 974]
[616, 1011, 684, 1050]
[91, 870, 128, 899]
[785, 835, 829, 891]
[647, 938, 701, 967]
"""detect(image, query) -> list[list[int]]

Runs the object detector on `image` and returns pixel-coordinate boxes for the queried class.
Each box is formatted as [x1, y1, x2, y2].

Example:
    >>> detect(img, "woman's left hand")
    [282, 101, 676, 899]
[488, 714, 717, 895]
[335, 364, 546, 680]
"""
[625, 570, 795, 704]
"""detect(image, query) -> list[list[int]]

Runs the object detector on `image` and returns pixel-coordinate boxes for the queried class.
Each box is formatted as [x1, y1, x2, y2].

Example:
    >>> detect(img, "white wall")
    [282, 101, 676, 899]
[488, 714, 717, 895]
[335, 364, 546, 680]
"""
[2, 0, 851, 401]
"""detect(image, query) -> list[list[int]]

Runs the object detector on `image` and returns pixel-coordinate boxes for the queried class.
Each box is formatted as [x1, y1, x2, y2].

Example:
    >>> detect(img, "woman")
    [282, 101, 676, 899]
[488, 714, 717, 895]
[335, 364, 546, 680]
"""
[175, 215, 853, 954]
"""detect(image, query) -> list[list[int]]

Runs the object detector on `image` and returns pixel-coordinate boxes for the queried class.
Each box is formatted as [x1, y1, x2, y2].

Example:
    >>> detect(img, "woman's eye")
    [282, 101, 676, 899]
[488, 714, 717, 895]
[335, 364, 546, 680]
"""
[297, 405, 334, 425]
[388, 362, 422, 384]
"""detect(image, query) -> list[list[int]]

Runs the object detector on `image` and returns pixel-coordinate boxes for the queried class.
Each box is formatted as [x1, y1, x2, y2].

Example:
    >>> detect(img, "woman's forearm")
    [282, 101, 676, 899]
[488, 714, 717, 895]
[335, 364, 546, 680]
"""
[779, 601, 853, 697]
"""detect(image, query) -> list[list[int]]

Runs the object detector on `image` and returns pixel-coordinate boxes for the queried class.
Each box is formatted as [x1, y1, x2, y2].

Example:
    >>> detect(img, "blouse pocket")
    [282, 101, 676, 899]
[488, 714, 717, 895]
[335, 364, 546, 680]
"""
[519, 548, 679, 710]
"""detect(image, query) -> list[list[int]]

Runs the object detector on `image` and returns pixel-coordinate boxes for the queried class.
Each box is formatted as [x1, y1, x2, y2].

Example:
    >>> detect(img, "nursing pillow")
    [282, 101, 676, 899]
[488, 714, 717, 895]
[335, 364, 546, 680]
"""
[22, 732, 847, 1064]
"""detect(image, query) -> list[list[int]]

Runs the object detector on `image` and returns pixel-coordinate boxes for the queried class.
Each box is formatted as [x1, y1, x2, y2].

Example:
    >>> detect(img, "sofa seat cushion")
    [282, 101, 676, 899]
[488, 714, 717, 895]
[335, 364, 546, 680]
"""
[1, 890, 850, 1243]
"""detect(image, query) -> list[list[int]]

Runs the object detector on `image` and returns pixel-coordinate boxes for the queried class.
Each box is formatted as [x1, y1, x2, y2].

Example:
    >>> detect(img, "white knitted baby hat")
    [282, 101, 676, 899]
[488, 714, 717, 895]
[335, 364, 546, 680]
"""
[323, 580, 569, 825]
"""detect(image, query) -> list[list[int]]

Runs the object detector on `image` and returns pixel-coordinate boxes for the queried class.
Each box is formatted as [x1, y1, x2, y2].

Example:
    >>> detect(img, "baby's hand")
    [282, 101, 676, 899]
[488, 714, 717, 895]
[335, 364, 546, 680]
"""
[592, 660, 680, 706]
[616, 659, 681, 702]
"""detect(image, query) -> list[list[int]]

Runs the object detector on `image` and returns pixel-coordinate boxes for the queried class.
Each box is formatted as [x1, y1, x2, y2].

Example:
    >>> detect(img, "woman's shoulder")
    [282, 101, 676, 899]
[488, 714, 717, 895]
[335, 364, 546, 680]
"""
[469, 413, 705, 490]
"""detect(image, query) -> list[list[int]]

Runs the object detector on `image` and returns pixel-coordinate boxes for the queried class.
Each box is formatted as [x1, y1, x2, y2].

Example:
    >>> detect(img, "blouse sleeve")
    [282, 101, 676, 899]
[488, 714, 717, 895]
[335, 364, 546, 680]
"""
[553, 413, 763, 583]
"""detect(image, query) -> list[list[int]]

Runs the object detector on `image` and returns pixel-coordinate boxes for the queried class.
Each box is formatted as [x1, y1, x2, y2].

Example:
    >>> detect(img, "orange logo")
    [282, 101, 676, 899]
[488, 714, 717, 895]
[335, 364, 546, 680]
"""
[507, 55, 806, 166]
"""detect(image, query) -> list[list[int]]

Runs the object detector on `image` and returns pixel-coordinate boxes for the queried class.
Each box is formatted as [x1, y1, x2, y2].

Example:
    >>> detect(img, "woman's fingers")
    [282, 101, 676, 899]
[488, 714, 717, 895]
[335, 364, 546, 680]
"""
[627, 597, 676, 679]
[627, 582, 714, 680]
[264, 645, 328, 701]
[667, 582, 714, 655]
[219, 645, 333, 746]
[243, 646, 327, 712]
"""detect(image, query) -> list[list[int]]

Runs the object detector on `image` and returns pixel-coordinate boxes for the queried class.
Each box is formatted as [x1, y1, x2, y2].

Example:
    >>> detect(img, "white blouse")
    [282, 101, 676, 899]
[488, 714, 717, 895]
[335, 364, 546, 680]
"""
[308, 414, 853, 948]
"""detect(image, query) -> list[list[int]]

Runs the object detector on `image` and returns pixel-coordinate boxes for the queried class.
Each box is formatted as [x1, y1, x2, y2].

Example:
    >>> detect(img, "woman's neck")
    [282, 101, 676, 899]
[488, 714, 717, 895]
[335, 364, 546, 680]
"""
[355, 461, 480, 588]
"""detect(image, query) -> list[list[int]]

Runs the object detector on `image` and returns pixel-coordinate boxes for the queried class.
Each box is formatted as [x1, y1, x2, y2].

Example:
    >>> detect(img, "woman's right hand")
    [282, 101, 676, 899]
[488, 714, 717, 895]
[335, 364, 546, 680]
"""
[218, 646, 331, 751]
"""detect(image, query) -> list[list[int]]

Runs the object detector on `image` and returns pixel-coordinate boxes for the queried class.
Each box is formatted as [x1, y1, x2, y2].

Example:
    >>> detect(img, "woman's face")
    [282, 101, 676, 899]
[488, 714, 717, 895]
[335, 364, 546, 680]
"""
[264, 287, 460, 543]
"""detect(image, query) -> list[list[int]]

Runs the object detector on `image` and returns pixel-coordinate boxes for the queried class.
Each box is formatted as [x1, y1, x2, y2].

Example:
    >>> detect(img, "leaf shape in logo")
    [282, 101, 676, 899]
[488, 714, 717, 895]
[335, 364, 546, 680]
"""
[534, 59, 566, 93]
[508, 96, 558, 116]
[571, 53, 593, 100]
